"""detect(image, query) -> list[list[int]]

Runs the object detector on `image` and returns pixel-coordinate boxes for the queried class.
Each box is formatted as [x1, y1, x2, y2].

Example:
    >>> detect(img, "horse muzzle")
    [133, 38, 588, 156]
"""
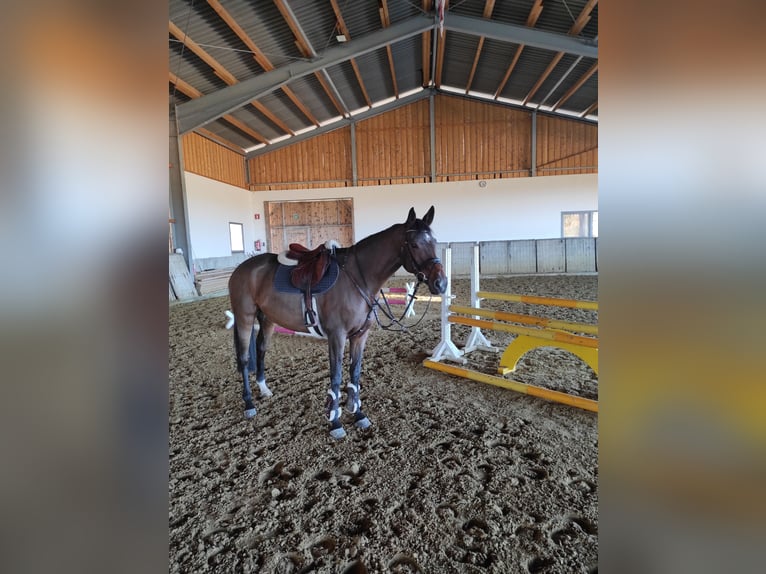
[426, 262, 447, 295]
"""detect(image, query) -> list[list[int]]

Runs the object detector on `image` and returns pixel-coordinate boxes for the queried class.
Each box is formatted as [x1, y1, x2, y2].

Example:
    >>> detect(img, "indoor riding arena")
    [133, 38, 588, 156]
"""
[169, 1, 598, 572]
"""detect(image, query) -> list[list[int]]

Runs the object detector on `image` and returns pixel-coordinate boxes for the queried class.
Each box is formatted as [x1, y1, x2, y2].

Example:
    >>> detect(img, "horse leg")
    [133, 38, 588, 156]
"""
[325, 332, 347, 439]
[254, 310, 274, 398]
[346, 330, 372, 429]
[233, 316, 257, 419]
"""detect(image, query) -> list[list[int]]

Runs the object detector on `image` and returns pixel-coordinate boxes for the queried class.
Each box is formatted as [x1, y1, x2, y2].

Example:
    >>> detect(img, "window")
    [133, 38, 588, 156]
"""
[562, 211, 598, 238]
[229, 222, 244, 253]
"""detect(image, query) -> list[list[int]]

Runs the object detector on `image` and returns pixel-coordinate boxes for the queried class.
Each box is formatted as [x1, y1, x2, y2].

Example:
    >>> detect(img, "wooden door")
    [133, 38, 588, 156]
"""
[266, 199, 354, 253]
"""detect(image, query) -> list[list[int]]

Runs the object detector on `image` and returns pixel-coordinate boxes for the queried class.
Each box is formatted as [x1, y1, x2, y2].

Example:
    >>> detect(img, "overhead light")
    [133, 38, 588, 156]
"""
[336, 34, 346, 42]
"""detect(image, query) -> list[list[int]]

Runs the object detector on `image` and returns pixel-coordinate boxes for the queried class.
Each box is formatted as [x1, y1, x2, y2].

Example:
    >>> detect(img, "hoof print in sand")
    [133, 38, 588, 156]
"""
[527, 555, 555, 573]
[342, 559, 368, 574]
[388, 552, 421, 573]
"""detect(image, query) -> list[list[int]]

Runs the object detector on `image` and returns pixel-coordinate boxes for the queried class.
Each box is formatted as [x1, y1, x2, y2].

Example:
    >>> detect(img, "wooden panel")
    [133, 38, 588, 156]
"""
[283, 202, 312, 227]
[267, 202, 283, 228]
[338, 199, 353, 227]
[284, 227, 309, 249]
[267, 199, 354, 253]
[169, 254, 198, 299]
[248, 128, 352, 190]
[356, 99, 431, 186]
[536, 115, 598, 176]
[241, 95, 596, 189]
[434, 95, 532, 182]
[181, 133, 246, 188]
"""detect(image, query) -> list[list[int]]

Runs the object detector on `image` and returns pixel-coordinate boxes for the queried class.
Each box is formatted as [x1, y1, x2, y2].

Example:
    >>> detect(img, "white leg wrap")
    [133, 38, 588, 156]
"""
[327, 389, 341, 422]
[257, 379, 273, 398]
[345, 383, 361, 414]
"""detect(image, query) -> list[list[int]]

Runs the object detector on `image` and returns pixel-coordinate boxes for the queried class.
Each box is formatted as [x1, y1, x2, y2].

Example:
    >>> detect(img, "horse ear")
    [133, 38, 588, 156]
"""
[422, 205, 435, 226]
[406, 207, 416, 224]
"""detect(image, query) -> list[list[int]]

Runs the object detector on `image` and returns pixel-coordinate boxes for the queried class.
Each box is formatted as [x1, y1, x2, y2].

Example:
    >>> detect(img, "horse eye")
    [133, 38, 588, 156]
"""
[410, 243, 419, 249]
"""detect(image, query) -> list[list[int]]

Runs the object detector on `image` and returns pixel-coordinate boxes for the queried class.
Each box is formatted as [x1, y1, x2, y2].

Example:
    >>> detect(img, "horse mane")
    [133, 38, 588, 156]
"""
[352, 217, 434, 252]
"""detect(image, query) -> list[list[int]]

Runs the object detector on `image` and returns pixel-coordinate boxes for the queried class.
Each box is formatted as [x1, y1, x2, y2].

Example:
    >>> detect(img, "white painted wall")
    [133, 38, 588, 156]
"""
[185, 174, 256, 260]
[183, 172, 597, 260]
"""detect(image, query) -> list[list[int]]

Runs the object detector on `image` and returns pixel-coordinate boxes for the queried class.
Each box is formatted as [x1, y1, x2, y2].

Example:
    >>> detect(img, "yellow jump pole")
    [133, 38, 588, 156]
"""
[476, 291, 598, 311]
[448, 304, 598, 335]
[448, 316, 598, 348]
[423, 359, 598, 413]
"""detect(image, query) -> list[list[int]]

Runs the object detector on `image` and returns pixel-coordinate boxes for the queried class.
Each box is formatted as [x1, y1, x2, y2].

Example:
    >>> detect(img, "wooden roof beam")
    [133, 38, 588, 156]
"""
[272, 0, 349, 118]
[176, 14, 433, 132]
[551, 62, 597, 111]
[170, 71, 268, 144]
[378, 0, 399, 98]
[196, 128, 246, 155]
[493, 0, 543, 99]
[579, 101, 598, 118]
[330, 0, 372, 107]
[521, 0, 598, 105]
[206, 0, 319, 126]
[465, 0, 496, 94]
[169, 20, 294, 135]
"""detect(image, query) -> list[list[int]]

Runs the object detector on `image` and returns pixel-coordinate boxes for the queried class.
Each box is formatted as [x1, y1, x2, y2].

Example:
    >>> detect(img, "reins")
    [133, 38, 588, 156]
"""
[374, 279, 434, 332]
[335, 234, 438, 334]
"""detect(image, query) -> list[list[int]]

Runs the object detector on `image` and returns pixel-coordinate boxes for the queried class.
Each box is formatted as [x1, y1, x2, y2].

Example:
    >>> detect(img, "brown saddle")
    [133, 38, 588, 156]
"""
[285, 243, 332, 328]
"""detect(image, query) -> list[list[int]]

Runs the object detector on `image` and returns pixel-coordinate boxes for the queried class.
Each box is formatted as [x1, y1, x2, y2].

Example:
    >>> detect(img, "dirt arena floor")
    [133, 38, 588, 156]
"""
[169, 274, 598, 573]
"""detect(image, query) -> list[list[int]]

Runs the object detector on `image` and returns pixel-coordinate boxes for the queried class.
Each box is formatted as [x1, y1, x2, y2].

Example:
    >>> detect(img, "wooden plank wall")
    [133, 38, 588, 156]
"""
[181, 132, 247, 188]
[182, 95, 598, 190]
[536, 115, 598, 176]
[248, 129, 352, 191]
[356, 99, 431, 185]
[435, 97, 532, 182]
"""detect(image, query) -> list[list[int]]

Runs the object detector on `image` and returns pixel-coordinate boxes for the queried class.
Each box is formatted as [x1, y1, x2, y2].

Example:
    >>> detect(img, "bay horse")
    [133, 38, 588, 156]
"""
[228, 206, 447, 439]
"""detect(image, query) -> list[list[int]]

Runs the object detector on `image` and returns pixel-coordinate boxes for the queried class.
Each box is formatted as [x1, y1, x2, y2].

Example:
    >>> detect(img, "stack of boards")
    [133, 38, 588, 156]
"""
[169, 254, 235, 300]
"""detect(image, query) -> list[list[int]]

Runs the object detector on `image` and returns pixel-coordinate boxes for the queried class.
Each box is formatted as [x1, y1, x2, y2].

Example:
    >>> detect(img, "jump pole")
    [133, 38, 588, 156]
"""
[477, 291, 599, 310]
[448, 304, 598, 335]
[423, 359, 598, 412]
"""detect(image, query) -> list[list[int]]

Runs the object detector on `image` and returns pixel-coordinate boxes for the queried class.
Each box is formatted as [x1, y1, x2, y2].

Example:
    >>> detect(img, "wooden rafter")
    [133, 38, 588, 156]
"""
[169, 20, 295, 135]
[579, 101, 598, 118]
[169, 71, 268, 144]
[272, 0, 348, 117]
[493, 0, 543, 99]
[378, 0, 398, 97]
[465, 0, 496, 94]
[521, 0, 597, 105]
[330, 0, 372, 107]
[434, 0, 449, 88]
[551, 62, 597, 111]
[421, 0, 432, 87]
[206, 0, 319, 125]
[197, 128, 247, 155]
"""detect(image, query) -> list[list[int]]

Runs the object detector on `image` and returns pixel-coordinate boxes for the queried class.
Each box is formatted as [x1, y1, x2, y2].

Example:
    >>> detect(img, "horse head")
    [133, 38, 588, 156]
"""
[402, 206, 448, 295]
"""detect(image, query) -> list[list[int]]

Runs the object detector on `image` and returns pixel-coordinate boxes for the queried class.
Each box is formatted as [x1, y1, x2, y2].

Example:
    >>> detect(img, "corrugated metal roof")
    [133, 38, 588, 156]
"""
[169, 0, 597, 154]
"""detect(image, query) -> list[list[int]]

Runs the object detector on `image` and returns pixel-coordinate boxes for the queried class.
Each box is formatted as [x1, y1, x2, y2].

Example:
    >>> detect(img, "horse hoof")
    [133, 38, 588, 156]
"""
[329, 427, 347, 440]
[354, 417, 371, 430]
[244, 408, 257, 419]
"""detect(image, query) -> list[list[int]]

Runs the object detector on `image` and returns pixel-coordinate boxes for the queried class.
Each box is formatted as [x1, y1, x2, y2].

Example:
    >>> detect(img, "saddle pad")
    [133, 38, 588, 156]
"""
[273, 259, 340, 295]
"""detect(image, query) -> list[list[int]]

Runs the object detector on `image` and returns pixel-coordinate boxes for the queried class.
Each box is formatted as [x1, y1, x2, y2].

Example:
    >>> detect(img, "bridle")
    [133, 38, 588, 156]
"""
[337, 225, 442, 334]
[402, 228, 442, 285]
